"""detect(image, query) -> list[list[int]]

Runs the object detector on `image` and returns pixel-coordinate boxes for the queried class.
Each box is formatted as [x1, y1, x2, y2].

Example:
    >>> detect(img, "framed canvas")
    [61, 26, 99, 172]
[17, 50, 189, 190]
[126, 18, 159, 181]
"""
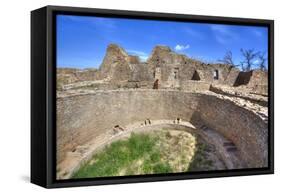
[31, 5, 274, 188]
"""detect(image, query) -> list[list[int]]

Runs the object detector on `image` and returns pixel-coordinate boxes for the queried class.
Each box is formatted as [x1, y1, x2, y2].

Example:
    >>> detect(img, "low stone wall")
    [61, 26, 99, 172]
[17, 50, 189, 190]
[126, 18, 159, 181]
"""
[57, 90, 267, 169]
[179, 80, 210, 91]
[209, 85, 268, 107]
[252, 84, 268, 96]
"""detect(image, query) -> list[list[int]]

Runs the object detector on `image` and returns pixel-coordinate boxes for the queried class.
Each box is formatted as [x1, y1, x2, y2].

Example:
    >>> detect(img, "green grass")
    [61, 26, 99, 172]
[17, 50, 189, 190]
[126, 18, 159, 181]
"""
[72, 130, 215, 179]
[72, 133, 171, 178]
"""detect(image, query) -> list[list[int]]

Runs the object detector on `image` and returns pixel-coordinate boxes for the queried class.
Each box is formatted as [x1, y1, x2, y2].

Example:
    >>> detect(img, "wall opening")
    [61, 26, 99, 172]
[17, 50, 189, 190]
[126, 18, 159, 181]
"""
[153, 79, 159, 89]
[173, 68, 179, 79]
[213, 70, 219, 80]
[191, 70, 201, 81]
[234, 71, 253, 86]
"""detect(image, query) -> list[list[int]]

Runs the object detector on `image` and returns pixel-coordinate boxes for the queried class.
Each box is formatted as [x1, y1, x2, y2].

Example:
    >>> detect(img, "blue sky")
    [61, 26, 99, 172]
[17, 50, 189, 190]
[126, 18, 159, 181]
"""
[57, 14, 268, 69]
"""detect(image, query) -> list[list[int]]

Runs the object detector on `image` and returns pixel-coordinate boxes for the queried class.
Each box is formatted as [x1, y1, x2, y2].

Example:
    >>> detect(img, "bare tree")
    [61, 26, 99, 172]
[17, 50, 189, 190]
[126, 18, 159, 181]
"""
[218, 51, 236, 67]
[239, 61, 246, 71]
[240, 49, 259, 71]
[258, 52, 267, 70]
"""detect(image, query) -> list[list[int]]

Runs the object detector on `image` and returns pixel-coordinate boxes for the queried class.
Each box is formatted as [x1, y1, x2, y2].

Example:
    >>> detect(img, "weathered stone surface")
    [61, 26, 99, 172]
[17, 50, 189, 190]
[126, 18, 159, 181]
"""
[57, 44, 268, 90]
[56, 43, 269, 179]
[179, 80, 210, 91]
[128, 55, 141, 64]
[129, 63, 152, 82]
[191, 93, 268, 168]
[235, 70, 268, 86]
[99, 44, 131, 81]
[57, 90, 268, 170]
[210, 84, 268, 106]
[224, 67, 240, 86]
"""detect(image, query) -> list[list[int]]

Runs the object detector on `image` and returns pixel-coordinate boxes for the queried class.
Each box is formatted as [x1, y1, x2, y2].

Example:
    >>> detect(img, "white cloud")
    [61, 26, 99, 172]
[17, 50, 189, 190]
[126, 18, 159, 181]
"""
[174, 44, 190, 51]
[139, 55, 149, 61]
[183, 28, 205, 40]
[253, 59, 260, 65]
[210, 24, 238, 44]
[210, 25, 229, 34]
[127, 49, 149, 62]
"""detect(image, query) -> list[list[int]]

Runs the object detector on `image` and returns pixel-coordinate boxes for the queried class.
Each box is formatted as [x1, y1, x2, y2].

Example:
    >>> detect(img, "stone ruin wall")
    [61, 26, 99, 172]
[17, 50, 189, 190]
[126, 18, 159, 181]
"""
[179, 81, 211, 91]
[57, 90, 268, 168]
[247, 70, 268, 95]
[57, 44, 268, 92]
[233, 70, 268, 95]
[56, 44, 269, 179]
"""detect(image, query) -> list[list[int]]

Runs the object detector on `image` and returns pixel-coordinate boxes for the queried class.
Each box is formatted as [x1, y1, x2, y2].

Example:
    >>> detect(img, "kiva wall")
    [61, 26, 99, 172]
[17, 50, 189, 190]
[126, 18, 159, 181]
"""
[190, 95, 268, 167]
[57, 90, 267, 168]
[57, 90, 200, 163]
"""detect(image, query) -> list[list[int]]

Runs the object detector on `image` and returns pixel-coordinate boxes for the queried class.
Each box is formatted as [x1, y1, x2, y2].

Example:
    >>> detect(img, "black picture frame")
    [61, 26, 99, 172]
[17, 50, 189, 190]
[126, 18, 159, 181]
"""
[31, 5, 274, 188]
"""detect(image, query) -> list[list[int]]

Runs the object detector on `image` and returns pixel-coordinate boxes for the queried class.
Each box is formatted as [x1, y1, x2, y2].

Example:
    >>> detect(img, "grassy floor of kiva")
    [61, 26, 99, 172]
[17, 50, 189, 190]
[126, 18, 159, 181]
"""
[72, 129, 219, 179]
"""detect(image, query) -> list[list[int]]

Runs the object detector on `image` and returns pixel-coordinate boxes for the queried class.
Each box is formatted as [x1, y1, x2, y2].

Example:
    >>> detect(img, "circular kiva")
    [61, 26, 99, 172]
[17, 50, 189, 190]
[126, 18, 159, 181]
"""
[56, 89, 268, 179]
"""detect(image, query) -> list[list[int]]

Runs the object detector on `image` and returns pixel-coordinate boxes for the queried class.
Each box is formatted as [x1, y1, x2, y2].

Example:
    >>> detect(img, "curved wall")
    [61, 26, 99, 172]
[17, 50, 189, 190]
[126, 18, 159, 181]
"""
[191, 95, 268, 167]
[57, 90, 267, 168]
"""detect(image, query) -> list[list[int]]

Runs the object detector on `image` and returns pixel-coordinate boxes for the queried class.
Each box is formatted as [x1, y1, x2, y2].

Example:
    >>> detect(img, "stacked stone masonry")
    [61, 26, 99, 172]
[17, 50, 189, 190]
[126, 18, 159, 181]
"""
[56, 44, 269, 179]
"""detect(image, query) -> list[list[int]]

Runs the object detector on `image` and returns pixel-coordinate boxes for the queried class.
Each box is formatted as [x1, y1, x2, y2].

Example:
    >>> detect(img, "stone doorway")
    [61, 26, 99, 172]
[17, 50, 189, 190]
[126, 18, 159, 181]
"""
[191, 70, 201, 81]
